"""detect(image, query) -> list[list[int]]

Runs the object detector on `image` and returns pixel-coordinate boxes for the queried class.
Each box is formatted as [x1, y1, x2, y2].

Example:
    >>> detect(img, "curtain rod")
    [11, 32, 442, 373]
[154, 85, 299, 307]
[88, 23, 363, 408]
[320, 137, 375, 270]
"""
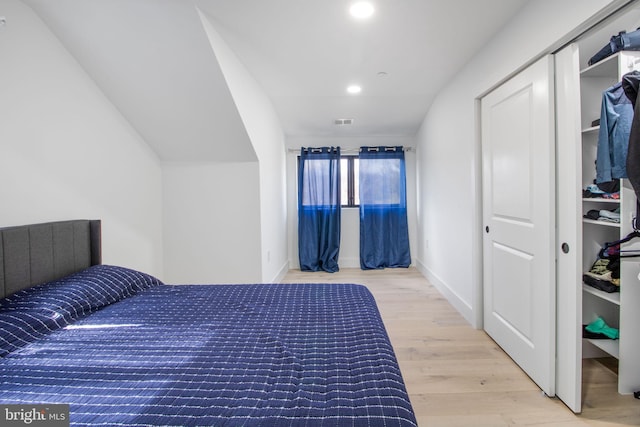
[287, 147, 414, 154]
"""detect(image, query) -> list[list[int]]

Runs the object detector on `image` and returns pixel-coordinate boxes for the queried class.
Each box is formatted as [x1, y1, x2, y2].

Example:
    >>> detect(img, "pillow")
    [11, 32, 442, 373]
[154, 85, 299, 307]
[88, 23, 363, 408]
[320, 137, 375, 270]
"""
[0, 311, 65, 357]
[0, 265, 163, 356]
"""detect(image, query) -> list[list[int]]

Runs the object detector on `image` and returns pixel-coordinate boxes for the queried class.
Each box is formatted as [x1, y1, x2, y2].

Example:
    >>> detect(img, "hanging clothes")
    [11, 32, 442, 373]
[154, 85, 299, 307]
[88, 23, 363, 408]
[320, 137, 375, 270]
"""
[596, 81, 634, 183]
[622, 70, 640, 201]
[358, 146, 411, 270]
[297, 147, 341, 273]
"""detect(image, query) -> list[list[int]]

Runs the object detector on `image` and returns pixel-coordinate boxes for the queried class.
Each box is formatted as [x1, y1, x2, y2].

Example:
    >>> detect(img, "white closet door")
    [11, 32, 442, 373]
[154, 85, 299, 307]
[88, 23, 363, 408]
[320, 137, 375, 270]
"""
[481, 55, 556, 396]
[554, 43, 583, 413]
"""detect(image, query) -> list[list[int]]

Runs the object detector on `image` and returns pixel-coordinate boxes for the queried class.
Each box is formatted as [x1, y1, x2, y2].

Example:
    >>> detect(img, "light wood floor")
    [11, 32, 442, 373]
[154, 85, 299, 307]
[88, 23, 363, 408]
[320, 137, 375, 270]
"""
[282, 267, 640, 426]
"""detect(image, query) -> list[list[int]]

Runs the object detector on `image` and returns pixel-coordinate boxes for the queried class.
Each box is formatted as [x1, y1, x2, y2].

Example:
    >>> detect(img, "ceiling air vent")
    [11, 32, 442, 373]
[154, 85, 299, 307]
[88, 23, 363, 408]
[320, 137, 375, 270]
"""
[334, 119, 354, 125]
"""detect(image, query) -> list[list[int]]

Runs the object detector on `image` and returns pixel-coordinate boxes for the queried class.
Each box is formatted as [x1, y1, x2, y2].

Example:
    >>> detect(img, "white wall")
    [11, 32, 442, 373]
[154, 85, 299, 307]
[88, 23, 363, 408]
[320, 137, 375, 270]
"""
[199, 9, 289, 283]
[0, 0, 163, 277]
[161, 11, 290, 285]
[286, 135, 417, 269]
[162, 162, 262, 284]
[415, 0, 625, 326]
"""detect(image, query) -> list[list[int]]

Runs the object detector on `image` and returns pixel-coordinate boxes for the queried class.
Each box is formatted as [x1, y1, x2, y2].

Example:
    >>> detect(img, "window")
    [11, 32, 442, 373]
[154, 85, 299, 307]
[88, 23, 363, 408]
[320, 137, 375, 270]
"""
[299, 154, 359, 207]
[300, 158, 339, 207]
[340, 156, 359, 207]
[359, 157, 402, 206]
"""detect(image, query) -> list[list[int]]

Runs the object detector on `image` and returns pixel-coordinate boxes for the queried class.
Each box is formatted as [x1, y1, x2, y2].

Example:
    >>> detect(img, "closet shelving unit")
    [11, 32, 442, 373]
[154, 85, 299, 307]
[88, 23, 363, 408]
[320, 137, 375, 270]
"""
[579, 50, 640, 392]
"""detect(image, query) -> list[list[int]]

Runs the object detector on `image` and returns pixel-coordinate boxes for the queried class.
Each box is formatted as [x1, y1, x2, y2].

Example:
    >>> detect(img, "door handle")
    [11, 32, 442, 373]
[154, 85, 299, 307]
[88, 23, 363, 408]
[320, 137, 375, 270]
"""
[561, 243, 570, 254]
[485, 226, 490, 233]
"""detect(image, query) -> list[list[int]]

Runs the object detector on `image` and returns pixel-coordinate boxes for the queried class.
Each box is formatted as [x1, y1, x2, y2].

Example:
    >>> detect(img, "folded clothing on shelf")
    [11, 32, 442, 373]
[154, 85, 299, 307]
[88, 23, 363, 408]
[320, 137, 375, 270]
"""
[582, 324, 611, 339]
[583, 257, 620, 293]
[585, 316, 619, 340]
[583, 190, 620, 199]
[583, 207, 621, 223]
[583, 180, 620, 198]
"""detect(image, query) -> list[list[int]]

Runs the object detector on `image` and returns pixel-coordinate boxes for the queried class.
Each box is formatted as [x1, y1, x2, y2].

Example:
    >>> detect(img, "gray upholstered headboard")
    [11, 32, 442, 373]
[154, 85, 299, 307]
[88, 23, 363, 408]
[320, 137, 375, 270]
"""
[0, 220, 101, 299]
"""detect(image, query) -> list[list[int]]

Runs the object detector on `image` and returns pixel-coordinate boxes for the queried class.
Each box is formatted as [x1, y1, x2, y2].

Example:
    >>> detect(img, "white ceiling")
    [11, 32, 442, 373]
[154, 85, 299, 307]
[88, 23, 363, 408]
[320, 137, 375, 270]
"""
[22, 0, 529, 161]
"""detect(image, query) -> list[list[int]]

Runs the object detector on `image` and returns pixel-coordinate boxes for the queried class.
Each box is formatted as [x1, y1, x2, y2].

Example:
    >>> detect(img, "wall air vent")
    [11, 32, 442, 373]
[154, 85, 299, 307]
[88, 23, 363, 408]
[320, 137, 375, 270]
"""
[334, 119, 354, 125]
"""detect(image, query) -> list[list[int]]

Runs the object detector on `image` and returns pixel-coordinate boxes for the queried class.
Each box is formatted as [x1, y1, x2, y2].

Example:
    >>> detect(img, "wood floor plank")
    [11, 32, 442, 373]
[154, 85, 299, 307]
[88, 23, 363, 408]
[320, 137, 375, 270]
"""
[282, 267, 640, 426]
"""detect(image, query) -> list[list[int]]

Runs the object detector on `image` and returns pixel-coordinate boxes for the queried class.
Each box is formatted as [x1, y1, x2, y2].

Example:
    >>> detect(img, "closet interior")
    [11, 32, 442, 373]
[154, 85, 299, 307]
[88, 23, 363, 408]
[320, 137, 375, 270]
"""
[575, 4, 640, 400]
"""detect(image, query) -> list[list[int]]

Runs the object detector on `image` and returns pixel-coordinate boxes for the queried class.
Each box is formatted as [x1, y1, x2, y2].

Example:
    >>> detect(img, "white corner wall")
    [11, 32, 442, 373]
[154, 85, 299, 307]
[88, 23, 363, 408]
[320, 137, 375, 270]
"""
[162, 162, 262, 284]
[198, 8, 289, 283]
[415, 0, 627, 327]
[0, 0, 163, 277]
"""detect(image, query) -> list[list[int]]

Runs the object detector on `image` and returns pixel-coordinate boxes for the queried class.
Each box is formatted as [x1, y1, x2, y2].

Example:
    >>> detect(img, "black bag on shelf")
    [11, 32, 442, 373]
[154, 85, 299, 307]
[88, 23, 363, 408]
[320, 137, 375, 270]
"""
[588, 28, 640, 66]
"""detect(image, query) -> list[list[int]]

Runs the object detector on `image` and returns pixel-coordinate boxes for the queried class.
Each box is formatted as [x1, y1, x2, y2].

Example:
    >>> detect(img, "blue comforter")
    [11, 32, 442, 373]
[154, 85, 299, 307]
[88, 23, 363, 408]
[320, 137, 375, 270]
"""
[0, 265, 417, 426]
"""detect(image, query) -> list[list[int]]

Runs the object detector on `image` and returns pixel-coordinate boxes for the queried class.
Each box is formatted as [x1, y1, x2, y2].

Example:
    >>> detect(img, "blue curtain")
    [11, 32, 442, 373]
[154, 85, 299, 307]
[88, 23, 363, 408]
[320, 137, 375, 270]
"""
[359, 146, 411, 269]
[298, 147, 341, 272]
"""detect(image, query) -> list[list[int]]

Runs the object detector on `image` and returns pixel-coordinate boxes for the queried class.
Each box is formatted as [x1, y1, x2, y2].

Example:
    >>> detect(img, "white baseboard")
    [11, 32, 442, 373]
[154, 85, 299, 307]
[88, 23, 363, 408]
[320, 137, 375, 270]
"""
[415, 259, 477, 328]
[338, 257, 361, 269]
[269, 260, 290, 283]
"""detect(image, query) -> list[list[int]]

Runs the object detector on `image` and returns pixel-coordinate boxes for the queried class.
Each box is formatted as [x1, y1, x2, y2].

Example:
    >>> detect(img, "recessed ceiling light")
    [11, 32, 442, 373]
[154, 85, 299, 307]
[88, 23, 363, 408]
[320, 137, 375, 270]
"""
[349, 2, 374, 19]
[347, 85, 362, 94]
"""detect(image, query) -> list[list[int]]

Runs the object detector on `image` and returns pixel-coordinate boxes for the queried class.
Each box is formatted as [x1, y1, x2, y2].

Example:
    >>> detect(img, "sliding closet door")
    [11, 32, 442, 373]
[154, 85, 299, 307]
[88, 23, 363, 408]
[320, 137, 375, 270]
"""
[555, 43, 583, 413]
[481, 55, 556, 396]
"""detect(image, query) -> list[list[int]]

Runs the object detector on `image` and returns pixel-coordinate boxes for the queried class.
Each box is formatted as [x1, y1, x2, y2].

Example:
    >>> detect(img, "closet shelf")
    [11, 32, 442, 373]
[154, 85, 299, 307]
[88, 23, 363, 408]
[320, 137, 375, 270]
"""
[582, 198, 620, 204]
[582, 218, 621, 228]
[580, 51, 620, 77]
[585, 338, 620, 359]
[582, 284, 620, 305]
[582, 125, 600, 134]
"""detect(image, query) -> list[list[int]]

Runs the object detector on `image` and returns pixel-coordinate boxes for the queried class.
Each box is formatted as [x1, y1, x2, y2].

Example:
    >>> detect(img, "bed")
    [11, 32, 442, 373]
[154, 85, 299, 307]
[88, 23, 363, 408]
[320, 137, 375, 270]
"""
[0, 220, 417, 426]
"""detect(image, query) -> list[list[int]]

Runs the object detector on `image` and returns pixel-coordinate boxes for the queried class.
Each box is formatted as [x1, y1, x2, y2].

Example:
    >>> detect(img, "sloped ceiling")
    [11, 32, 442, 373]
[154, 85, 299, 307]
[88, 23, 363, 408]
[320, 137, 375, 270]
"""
[196, 0, 529, 140]
[23, 0, 257, 162]
[22, 0, 528, 160]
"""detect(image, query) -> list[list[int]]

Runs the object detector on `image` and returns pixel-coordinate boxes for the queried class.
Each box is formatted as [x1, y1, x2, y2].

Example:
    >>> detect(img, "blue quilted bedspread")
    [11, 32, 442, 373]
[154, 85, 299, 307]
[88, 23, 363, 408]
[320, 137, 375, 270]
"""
[0, 266, 417, 426]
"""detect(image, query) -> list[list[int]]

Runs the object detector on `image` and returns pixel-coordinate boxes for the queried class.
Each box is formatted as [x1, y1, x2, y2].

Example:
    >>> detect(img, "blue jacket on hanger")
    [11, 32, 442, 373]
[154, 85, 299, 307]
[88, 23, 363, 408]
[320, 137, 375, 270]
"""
[596, 81, 634, 183]
[622, 70, 640, 201]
